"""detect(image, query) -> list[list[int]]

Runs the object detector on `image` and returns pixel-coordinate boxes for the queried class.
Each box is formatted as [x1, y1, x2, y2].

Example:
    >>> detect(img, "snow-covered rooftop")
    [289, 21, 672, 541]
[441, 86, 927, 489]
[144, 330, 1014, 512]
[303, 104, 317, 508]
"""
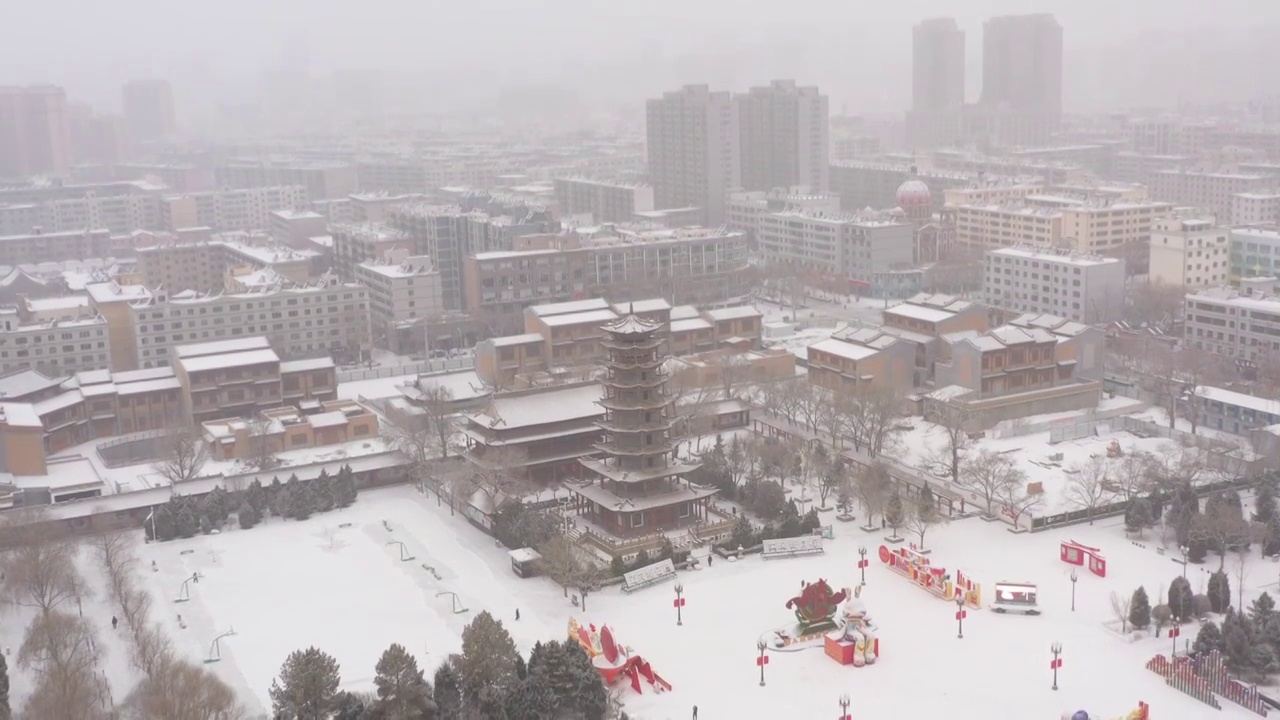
[528, 298, 610, 318]
[279, 357, 336, 373]
[179, 348, 280, 373]
[174, 336, 272, 359]
[884, 303, 953, 323]
[704, 306, 761, 321]
[808, 337, 879, 362]
[469, 383, 603, 429]
[539, 308, 618, 327]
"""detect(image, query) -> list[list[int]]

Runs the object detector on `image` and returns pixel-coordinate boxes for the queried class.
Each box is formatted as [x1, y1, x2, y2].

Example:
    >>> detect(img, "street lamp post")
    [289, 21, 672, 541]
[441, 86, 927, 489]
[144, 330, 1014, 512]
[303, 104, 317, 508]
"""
[756, 640, 768, 686]
[839, 693, 851, 720]
[674, 583, 685, 627]
[579, 587, 590, 613]
[1050, 642, 1063, 691]
[857, 546, 869, 586]
[955, 595, 967, 639]
[1070, 568, 1078, 612]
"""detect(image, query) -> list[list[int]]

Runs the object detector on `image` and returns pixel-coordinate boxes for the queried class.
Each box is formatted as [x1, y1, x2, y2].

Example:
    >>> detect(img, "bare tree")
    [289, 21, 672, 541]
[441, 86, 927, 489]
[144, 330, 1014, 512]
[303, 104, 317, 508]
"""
[1191, 493, 1251, 571]
[1234, 553, 1250, 612]
[413, 381, 456, 459]
[1111, 590, 1133, 634]
[844, 387, 905, 459]
[905, 486, 946, 550]
[1112, 450, 1155, 502]
[997, 483, 1044, 529]
[19, 611, 104, 720]
[854, 462, 892, 529]
[1175, 349, 1230, 435]
[816, 452, 846, 510]
[386, 412, 448, 495]
[1064, 456, 1114, 524]
[713, 352, 751, 400]
[925, 406, 974, 486]
[468, 445, 530, 509]
[156, 433, 209, 485]
[725, 435, 750, 494]
[1143, 445, 1209, 492]
[121, 659, 246, 720]
[960, 449, 1026, 518]
[1, 538, 80, 614]
[537, 535, 581, 598]
[244, 415, 279, 471]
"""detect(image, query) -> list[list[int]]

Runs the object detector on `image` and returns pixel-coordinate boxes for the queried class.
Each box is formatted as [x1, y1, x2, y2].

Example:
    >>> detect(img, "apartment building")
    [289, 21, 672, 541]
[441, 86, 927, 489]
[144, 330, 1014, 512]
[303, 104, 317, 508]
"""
[0, 306, 110, 377]
[219, 236, 321, 286]
[269, 210, 328, 247]
[755, 211, 915, 297]
[460, 225, 752, 323]
[329, 223, 416, 281]
[216, 159, 358, 201]
[201, 399, 375, 461]
[1149, 215, 1230, 290]
[86, 275, 370, 371]
[473, 298, 761, 388]
[646, 85, 741, 225]
[1231, 193, 1280, 226]
[553, 177, 654, 223]
[1148, 170, 1269, 224]
[354, 252, 444, 354]
[1110, 152, 1193, 184]
[159, 186, 309, 232]
[725, 188, 842, 243]
[1231, 227, 1280, 280]
[136, 242, 222, 293]
[1184, 280, 1280, 361]
[942, 182, 1043, 207]
[121, 79, 175, 142]
[982, 246, 1126, 323]
[806, 333, 915, 394]
[0, 228, 115, 266]
[0, 86, 72, 177]
[0, 182, 163, 235]
[737, 80, 829, 192]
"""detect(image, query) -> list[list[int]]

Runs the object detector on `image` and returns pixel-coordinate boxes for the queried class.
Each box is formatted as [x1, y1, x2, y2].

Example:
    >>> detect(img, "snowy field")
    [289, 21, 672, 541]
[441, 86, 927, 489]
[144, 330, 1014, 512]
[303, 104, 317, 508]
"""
[113, 485, 1275, 719]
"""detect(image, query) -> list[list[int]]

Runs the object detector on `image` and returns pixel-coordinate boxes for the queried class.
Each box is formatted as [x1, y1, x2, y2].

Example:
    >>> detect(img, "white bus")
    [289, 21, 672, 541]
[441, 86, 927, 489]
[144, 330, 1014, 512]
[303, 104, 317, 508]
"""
[992, 582, 1040, 615]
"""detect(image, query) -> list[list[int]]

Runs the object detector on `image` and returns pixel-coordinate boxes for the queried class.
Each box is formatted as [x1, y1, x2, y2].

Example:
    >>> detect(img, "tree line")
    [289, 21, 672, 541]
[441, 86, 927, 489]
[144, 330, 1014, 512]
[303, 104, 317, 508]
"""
[269, 611, 608, 720]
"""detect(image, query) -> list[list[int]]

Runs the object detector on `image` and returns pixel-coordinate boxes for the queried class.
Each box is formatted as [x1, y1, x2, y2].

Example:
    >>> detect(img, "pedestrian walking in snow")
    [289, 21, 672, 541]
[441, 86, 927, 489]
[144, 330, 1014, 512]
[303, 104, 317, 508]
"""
[111, 616, 118, 630]
[192, 572, 199, 584]
[708, 555, 713, 567]
[515, 609, 521, 621]
[151, 560, 157, 572]
[693, 706, 698, 719]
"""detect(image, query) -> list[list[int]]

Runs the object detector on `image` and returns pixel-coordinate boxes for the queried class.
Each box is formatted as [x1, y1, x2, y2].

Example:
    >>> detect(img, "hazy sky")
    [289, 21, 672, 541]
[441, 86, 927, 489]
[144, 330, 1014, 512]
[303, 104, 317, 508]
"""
[2, 0, 1275, 117]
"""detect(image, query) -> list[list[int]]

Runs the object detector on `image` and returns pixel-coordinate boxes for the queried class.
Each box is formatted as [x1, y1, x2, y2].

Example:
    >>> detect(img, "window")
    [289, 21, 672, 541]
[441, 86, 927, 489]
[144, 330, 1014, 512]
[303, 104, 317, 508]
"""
[630, 513, 645, 529]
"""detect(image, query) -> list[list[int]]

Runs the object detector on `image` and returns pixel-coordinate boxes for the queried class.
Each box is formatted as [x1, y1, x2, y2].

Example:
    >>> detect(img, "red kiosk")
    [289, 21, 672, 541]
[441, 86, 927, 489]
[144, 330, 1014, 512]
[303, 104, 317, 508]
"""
[1060, 540, 1107, 577]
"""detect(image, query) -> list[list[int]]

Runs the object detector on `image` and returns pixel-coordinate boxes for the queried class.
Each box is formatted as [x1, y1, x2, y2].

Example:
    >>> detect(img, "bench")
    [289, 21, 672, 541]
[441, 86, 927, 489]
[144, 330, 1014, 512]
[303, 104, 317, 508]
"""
[622, 559, 677, 593]
[762, 536, 825, 559]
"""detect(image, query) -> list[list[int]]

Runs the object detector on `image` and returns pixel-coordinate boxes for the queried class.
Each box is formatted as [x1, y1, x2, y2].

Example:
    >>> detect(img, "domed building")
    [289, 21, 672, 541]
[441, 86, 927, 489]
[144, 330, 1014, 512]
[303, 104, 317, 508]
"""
[895, 177, 933, 223]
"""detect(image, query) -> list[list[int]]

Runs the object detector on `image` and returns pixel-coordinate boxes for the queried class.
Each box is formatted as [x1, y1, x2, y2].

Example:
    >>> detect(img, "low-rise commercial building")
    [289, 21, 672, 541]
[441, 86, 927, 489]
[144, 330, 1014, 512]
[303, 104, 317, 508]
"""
[202, 399, 377, 460]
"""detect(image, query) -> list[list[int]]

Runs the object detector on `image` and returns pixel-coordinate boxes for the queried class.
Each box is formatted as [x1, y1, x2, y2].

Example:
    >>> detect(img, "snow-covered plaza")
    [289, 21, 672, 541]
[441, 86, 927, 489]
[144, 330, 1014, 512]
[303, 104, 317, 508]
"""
[110, 484, 1277, 719]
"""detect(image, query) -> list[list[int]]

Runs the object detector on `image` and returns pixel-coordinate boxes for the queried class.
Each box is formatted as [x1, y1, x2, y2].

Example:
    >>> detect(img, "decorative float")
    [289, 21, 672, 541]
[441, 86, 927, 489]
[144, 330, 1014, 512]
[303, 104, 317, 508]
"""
[879, 545, 982, 608]
[824, 586, 879, 667]
[761, 578, 880, 667]
[1060, 702, 1149, 720]
[568, 618, 671, 695]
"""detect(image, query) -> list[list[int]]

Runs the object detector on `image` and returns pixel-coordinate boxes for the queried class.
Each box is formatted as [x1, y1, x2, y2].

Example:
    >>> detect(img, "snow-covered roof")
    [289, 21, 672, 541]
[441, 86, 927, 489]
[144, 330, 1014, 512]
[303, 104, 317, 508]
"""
[469, 383, 603, 429]
[808, 338, 879, 362]
[0, 402, 42, 428]
[308, 411, 349, 429]
[885, 303, 953, 323]
[25, 295, 90, 313]
[279, 357, 336, 373]
[0, 369, 62, 399]
[611, 298, 671, 314]
[1196, 386, 1280, 416]
[174, 336, 272, 359]
[528, 298, 610, 318]
[116, 377, 183, 396]
[670, 318, 713, 333]
[704, 306, 761, 321]
[179, 348, 280, 373]
[540, 308, 618, 327]
[604, 314, 662, 335]
[669, 305, 701, 320]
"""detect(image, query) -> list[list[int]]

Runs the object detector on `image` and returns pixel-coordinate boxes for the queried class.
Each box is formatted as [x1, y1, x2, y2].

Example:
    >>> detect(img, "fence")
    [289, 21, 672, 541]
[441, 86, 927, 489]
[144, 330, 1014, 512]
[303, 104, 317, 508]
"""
[95, 429, 180, 468]
[1030, 473, 1259, 531]
[337, 356, 470, 383]
[1114, 416, 1261, 477]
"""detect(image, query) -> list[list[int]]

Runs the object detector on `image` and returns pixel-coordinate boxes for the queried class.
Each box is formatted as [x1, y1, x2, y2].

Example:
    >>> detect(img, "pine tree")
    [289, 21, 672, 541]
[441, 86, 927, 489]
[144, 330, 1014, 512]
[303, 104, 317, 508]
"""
[238, 501, 260, 530]
[1221, 609, 1254, 673]
[335, 465, 358, 508]
[291, 480, 316, 520]
[199, 513, 213, 535]
[1256, 479, 1278, 525]
[1130, 586, 1152, 629]
[202, 486, 231, 526]
[432, 660, 463, 720]
[246, 478, 267, 514]
[1169, 576, 1195, 621]
[503, 677, 556, 720]
[559, 639, 608, 720]
[1125, 499, 1152, 533]
[884, 491, 905, 536]
[457, 611, 520, 707]
[269, 646, 341, 719]
[314, 470, 336, 513]
[0, 651, 10, 720]
[1251, 592, 1277, 626]
[526, 641, 575, 700]
[1208, 570, 1231, 613]
[175, 503, 199, 539]
[1266, 517, 1280, 557]
[369, 643, 436, 719]
[271, 478, 294, 518]
[332, 691, 369, 720]
[514, 654, 528, 681]
[150, 504, 176, 541]
[1193, 620, 1224, 656]
[1252, 644, 1280, 675]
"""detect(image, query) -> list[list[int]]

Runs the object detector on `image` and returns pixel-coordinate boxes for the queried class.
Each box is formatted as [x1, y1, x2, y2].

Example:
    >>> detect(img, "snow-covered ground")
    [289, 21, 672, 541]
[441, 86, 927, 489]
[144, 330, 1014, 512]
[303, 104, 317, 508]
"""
[117, 485, 1272, 719]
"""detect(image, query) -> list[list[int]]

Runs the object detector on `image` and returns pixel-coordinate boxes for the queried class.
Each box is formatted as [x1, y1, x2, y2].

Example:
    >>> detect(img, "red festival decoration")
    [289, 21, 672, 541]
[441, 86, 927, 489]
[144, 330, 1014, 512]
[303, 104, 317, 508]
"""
[1059, 540, 1107, 577]
[756, 654, 770, 667]
[1050, 657, 1063, 670]
[673, 597, 686, 608]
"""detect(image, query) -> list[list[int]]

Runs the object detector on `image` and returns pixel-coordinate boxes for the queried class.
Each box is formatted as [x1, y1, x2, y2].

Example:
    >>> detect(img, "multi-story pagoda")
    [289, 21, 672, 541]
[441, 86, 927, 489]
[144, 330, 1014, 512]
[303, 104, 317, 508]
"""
[569, 312, 718, 538]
